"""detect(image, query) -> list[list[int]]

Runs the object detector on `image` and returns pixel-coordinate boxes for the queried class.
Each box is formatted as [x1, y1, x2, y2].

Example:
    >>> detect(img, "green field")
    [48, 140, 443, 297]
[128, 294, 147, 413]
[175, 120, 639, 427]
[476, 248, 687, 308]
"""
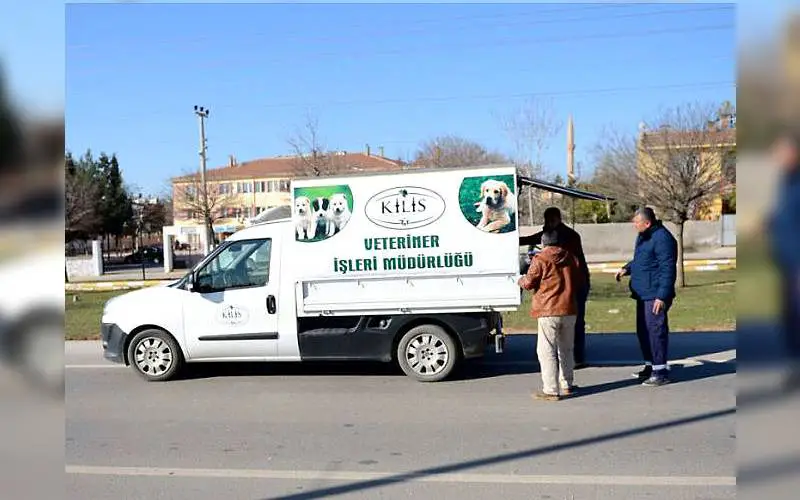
[66, 270, 736, 340]
[66, 290, 123, 340]
[506, 269, 736, 333]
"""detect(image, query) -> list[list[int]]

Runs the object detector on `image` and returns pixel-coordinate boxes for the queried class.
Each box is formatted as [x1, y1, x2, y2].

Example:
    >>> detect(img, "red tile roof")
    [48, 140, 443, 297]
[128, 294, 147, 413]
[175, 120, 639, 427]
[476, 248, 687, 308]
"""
[639, 127, 736, 149]
[172, 152, 406, 183]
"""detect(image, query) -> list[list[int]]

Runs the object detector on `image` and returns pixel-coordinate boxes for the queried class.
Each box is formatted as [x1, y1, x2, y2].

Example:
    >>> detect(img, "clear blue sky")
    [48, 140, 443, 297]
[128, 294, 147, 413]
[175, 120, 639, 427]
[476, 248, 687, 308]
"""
[62, 2, 736, 196]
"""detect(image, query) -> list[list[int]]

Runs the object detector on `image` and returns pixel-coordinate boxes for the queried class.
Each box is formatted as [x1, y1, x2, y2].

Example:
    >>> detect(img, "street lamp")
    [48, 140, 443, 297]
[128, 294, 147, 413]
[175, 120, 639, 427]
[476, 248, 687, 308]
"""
[132, 196, 146, 280]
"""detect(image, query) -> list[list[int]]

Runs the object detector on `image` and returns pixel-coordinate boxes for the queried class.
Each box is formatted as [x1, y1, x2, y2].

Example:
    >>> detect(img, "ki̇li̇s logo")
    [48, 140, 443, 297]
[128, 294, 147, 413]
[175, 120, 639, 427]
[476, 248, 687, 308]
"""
[365, 186, 445, 230]
[217, 304, 249, 326]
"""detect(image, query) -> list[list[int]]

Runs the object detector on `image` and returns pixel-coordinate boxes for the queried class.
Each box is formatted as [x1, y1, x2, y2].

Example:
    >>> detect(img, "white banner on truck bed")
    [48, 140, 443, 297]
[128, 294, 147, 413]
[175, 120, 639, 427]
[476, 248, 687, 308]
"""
[290, 166, 522, 316]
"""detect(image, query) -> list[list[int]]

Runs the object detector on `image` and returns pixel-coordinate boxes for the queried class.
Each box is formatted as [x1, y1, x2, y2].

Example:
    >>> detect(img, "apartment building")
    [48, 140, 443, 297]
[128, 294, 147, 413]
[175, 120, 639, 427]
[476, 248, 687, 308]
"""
[171, 150, 405, 239]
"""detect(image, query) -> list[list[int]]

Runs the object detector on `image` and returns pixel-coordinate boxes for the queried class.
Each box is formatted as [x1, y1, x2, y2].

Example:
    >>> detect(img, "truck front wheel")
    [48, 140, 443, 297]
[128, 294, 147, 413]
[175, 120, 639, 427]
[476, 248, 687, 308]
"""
[396, 325, 459, 382]
[127, 329, 183, 382]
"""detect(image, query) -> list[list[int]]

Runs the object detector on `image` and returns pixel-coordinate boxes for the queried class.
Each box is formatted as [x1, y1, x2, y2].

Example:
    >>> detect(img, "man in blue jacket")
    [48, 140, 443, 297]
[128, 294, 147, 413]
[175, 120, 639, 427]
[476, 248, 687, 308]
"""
[769, 133, 800, 389]
[616, 207, 678, 386]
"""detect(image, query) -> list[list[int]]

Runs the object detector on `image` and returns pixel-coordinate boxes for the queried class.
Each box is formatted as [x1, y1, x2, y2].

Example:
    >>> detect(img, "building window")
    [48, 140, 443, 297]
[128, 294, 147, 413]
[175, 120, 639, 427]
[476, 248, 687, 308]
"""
[255, 181, 266, 193]
[279, 180, 290, 192]
[218, 183, 232, 195]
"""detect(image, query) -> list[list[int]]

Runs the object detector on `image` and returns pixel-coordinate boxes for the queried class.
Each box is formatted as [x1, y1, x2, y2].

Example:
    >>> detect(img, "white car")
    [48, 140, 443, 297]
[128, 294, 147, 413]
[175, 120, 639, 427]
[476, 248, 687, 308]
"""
[0, 249, 64, 394]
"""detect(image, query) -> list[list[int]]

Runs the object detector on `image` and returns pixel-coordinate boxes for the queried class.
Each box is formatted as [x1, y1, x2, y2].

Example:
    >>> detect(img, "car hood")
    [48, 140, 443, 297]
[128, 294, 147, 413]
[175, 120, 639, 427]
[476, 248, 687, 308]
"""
[0, 249, 63, 319]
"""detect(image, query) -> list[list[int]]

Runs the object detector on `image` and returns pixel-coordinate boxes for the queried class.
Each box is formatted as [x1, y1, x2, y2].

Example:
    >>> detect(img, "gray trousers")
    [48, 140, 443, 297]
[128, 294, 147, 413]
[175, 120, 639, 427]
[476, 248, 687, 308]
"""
[537, 315, 577, 395]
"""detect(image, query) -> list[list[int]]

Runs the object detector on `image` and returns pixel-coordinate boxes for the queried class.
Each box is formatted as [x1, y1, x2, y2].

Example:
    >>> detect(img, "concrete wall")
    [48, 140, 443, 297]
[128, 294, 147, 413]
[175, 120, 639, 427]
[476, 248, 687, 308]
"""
[66, 256, 100, 280]
[65, 240, 103, 280]
[519, 220, 726, 256]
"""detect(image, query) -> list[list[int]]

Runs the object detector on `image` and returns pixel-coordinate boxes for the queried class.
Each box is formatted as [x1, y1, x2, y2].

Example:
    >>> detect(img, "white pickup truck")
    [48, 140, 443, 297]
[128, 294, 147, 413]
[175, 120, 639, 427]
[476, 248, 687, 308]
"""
[101, 165, 527, 382]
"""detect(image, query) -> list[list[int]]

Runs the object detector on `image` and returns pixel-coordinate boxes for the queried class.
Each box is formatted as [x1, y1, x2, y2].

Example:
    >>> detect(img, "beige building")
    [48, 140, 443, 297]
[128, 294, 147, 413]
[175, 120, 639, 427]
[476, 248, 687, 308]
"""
[636, 112, 736, 221]
[171, 151, 405, 240]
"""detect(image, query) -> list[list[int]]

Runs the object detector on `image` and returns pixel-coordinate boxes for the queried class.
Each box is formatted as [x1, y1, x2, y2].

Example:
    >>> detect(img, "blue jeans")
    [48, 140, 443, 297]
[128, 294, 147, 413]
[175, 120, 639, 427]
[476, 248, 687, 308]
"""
[783, 268, 800, 361]
[636, 298, 672, 375]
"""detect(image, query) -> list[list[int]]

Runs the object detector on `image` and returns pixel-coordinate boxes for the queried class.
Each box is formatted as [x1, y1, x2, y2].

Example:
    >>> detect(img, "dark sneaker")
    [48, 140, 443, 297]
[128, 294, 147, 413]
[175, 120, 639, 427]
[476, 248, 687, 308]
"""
[642, 375, 670, 387]
[632, 366, 652, 380]
[533, 392, 561, 401]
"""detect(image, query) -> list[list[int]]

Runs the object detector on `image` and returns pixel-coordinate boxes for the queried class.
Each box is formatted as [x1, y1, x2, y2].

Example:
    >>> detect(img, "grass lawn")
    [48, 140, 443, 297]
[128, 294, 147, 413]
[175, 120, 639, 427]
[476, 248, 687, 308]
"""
[504, 269, 736, 333]
[66, 270, 736, 340]
[66, 290, 122, 340]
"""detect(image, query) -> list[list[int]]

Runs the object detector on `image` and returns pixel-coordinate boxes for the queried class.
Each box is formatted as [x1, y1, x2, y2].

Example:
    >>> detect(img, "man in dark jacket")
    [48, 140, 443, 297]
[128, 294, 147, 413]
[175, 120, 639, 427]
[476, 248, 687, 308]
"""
[768, 133, 800, 389]
[615, 207, 678, 386]
[520, 207, 590, 367]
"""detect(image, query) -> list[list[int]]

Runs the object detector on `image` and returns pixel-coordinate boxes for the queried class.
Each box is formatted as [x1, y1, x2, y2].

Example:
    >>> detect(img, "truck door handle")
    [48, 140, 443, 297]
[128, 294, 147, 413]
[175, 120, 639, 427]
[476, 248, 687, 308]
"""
[267, 295, 277, 314]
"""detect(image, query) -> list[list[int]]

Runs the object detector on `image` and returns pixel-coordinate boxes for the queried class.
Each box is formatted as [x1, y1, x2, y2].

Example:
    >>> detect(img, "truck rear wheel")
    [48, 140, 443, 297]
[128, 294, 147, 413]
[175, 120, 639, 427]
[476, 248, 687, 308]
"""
[396, 325, 458, 382]
[127, 329, 183, 382]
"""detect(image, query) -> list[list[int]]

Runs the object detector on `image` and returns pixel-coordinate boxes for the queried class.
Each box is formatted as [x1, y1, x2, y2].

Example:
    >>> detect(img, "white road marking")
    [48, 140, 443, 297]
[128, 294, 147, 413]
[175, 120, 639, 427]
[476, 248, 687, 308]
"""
[482, 353, 736, 368]
[65, 364, 125, 369]
[65, 465, 736, 486]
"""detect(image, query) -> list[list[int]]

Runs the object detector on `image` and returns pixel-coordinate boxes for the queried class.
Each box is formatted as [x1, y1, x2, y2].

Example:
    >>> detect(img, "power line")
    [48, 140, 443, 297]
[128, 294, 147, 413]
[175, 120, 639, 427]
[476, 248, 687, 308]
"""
[68, 4, 734, 54]
[253, 24, 734, 63]
[249, 80, 738, 110]
[96, 80, 735, 124]
[66, 3, 652, 51]
[70, 23, 735, 78]
[67, 51, 734, 95]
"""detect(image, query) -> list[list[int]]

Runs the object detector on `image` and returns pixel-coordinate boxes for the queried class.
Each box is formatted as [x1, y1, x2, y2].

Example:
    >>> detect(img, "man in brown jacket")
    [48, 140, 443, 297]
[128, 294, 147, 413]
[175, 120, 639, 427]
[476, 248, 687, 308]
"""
[519, 207, 590, 367]
[518, 230, 584, 401]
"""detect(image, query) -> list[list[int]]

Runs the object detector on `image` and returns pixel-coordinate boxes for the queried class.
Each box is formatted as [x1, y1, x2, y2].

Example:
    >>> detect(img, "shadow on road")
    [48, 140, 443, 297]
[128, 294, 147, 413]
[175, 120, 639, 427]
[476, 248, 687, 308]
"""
[258, 407, 736, 500]
[178, 332, 736, 386]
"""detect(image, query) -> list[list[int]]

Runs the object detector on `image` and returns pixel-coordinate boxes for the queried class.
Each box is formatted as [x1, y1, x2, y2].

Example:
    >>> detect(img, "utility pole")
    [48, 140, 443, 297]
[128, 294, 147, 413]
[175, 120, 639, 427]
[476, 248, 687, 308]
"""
[194, 105, 211, 254]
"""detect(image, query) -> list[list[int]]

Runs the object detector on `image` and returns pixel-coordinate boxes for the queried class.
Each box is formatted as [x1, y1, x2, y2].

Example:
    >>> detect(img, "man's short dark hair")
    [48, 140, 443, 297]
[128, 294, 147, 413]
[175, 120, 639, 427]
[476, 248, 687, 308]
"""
[541, 230, 559, 247]
[635, 207, 657, 224]
[543, 207, 562, 220]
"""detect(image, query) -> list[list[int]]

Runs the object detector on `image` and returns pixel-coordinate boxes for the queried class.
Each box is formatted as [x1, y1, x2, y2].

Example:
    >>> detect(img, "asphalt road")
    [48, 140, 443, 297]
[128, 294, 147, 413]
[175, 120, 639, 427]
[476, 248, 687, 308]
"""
[66, 333, 736, 500]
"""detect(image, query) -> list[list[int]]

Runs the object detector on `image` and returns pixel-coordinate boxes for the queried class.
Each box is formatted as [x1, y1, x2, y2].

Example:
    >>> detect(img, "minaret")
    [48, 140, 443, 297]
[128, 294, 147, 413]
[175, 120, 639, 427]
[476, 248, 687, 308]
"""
[567, 114, 575, 184]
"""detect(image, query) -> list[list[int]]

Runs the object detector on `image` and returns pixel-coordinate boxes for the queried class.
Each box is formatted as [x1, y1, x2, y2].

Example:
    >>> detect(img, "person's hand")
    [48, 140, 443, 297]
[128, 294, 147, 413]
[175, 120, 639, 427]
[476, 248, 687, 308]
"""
[652, 299, 665, 315]
[615, 269, 626, 282]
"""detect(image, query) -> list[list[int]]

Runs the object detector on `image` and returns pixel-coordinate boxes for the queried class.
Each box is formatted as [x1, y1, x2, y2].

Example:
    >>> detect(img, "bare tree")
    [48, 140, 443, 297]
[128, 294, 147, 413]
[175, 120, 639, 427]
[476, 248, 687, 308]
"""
[172, 174, 236, 245]
[592, 102, 735, 287]
[496, 97, 564, 225]
[413, 135, 509, 169]
[497, 97, 563, 175]
[65, 157, 101, 240]
[287, 113, 351, 177]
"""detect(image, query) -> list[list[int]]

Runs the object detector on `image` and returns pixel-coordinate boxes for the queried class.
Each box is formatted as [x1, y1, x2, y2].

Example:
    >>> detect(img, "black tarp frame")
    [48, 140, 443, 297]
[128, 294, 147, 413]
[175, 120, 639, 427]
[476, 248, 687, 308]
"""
[517, 176, 616, 228]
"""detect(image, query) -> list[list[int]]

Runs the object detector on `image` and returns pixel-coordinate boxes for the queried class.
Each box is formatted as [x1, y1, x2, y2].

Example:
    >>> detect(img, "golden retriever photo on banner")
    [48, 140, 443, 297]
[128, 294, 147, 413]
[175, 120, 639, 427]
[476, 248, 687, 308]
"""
[475, 178, 517, 233]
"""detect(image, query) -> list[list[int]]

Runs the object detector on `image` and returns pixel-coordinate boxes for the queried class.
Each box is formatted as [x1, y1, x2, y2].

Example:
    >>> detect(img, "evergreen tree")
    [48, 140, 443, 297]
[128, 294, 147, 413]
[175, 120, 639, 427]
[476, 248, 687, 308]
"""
[97, 153, 133, 240]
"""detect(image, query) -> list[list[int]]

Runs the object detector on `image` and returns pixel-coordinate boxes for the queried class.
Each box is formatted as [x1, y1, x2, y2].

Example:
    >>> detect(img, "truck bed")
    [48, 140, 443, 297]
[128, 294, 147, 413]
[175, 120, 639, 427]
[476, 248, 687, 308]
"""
[296, 271, 521, 316]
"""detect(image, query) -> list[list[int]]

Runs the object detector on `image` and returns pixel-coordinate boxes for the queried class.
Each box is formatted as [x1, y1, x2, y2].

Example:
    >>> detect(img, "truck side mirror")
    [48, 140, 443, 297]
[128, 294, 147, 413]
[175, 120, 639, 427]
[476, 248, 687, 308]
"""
[186, 272, 197, 292]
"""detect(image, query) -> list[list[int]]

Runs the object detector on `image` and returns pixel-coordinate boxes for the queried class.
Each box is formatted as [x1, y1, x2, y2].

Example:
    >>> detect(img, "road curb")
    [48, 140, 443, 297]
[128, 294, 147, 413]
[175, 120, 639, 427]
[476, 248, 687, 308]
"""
[66, 259, 736, 291]
[66, 280, 173, 292]
[588, 259, 736, 272]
